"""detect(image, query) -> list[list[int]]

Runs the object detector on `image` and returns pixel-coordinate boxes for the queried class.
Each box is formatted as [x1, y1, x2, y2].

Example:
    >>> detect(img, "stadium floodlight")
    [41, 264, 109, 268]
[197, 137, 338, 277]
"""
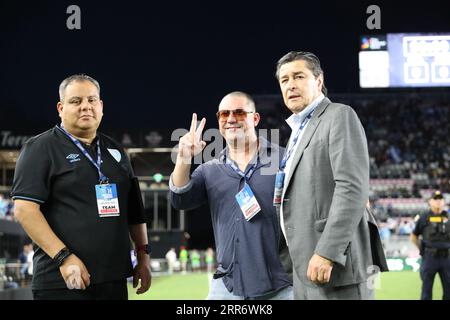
[153, 173, 164, 183]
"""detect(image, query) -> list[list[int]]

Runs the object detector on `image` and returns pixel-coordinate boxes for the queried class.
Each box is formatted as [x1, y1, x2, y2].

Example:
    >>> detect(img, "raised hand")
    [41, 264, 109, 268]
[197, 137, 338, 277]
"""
[178, 113, 206, 162]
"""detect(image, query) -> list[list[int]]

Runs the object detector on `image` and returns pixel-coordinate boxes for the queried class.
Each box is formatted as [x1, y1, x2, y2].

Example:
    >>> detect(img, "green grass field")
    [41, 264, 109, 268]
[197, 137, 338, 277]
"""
[128, 271, 444, 300]
[375, 271, 443, 300]
[128, 272, 210, 300]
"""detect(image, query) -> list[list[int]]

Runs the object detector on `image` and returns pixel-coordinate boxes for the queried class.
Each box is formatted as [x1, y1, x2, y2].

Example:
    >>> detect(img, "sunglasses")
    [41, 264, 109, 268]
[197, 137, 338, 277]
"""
[216, 109, 255, 121]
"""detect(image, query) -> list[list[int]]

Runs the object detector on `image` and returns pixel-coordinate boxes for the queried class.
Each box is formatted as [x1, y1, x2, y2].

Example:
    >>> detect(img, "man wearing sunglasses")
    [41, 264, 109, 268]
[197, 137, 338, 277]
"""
[170, 92, 293, 300]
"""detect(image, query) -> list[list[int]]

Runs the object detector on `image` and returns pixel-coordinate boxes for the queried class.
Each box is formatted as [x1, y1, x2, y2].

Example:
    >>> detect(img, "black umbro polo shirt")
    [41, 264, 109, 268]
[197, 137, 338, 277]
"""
[11, 125, 145, 290]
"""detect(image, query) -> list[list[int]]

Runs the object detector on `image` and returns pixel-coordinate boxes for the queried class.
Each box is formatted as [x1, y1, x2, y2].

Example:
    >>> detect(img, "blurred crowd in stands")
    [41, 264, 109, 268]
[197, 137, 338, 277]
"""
[357, 96, 449, 189]
[258, 93, 450, 225]
[260, 94, 449, 191]
[1, 243, 33, 290]
[0, 193, 14, 221]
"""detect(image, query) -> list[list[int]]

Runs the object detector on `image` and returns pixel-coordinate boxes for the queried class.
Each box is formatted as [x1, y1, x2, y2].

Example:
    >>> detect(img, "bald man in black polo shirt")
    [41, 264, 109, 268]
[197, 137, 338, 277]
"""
[11, 74, 151, 300]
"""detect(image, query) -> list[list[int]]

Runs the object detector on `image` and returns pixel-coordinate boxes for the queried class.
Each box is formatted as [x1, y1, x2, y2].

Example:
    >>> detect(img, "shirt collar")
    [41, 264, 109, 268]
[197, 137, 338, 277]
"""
[219, 136, 272, 167]
[286, 93, 325, 130]
[56, 124, 99, 146]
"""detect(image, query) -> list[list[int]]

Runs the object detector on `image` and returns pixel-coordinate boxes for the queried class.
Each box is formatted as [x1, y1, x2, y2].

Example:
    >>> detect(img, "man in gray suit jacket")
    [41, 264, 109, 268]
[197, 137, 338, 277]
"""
[274, 51, 387, 300]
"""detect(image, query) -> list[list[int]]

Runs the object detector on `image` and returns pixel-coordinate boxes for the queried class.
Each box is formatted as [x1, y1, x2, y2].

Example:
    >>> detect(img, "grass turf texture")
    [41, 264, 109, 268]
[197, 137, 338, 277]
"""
[128, 271, 444, 300]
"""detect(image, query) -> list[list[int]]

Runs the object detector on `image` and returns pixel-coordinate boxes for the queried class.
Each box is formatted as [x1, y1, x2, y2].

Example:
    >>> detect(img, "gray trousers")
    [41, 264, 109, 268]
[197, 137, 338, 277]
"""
[293, 273, 375, 300]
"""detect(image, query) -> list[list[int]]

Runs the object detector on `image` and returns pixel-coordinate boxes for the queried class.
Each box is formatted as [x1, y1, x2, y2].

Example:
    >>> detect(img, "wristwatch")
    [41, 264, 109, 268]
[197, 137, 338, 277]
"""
[135, 244, 150, 255]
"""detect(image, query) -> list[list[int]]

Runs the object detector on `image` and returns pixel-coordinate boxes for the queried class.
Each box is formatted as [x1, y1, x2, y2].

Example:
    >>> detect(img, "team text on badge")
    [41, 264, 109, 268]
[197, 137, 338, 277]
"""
[235, 183, 261, 221]
[95, 183, 120, 217]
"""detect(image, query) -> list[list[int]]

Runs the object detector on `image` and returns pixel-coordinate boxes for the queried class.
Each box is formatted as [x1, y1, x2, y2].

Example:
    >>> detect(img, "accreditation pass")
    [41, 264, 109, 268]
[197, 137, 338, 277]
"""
[95, 183, 120, 217]
[235, 183, 261, 221]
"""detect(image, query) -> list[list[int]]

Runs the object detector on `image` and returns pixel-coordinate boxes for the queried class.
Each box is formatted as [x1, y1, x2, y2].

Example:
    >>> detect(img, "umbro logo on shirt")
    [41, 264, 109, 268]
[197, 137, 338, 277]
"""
[65, 154, 104, 164]
[66, 154, 81, 163]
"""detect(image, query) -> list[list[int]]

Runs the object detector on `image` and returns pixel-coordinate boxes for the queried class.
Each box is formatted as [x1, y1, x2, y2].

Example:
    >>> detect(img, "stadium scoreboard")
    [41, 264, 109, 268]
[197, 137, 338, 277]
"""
[359, 33, 450, 88]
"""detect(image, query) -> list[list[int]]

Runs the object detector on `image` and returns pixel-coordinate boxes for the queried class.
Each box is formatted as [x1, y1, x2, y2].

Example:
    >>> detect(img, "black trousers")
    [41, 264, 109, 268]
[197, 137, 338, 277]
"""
[420, 252, 450, 300]
[32, 279, 128, 300]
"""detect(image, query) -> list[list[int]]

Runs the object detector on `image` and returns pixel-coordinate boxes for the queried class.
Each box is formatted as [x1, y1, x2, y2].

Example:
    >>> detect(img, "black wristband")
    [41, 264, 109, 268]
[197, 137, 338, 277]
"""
[53, 247, 72, 267]
[135, 244, 150, 255]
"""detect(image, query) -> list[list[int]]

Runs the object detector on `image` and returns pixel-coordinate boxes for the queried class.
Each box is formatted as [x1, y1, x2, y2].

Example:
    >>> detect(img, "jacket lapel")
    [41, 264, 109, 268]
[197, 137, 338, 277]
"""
[283, 97, 331, 192]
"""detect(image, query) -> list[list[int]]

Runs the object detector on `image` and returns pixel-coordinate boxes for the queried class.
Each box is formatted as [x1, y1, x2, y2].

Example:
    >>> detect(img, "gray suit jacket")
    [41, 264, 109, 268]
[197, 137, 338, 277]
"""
[280, 97, 379, 289]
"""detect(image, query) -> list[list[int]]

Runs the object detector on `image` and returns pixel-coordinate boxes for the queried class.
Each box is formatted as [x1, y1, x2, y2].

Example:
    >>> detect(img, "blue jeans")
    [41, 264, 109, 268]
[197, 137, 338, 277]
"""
[206, 278, 293, 300]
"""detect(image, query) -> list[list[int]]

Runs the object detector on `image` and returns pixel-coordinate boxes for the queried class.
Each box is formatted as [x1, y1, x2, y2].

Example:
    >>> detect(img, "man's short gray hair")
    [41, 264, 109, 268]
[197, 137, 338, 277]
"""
[59, 74, 100, 101]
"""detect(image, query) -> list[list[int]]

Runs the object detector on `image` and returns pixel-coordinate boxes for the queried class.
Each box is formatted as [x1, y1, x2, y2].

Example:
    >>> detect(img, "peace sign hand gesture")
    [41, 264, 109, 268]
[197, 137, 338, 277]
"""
[178, 113, 206, 163]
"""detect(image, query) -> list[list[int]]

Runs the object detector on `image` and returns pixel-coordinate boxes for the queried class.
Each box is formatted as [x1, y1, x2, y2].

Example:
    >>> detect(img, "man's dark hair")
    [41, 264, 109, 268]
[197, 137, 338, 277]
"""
[275, 51, 328, 96]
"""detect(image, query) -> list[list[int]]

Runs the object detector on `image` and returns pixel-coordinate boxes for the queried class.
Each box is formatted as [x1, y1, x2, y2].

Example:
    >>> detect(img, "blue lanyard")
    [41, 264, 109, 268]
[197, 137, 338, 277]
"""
[57, 124, 108, 184]
[226, 155, 259, 181]
[280, 107, 316, 171]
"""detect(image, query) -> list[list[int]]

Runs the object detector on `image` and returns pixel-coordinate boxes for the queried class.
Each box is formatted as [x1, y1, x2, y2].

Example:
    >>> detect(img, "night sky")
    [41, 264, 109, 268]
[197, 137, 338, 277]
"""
[2, 0, 449, 133]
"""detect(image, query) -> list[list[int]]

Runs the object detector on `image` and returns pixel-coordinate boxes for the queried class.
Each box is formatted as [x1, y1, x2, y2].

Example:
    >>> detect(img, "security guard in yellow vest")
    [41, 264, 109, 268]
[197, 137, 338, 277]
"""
[411, 191, 450, 300]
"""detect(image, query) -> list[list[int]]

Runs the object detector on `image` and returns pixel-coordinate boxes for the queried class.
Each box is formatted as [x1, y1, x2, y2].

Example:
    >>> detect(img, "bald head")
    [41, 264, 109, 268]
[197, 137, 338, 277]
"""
[219, 91, 255, 112]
